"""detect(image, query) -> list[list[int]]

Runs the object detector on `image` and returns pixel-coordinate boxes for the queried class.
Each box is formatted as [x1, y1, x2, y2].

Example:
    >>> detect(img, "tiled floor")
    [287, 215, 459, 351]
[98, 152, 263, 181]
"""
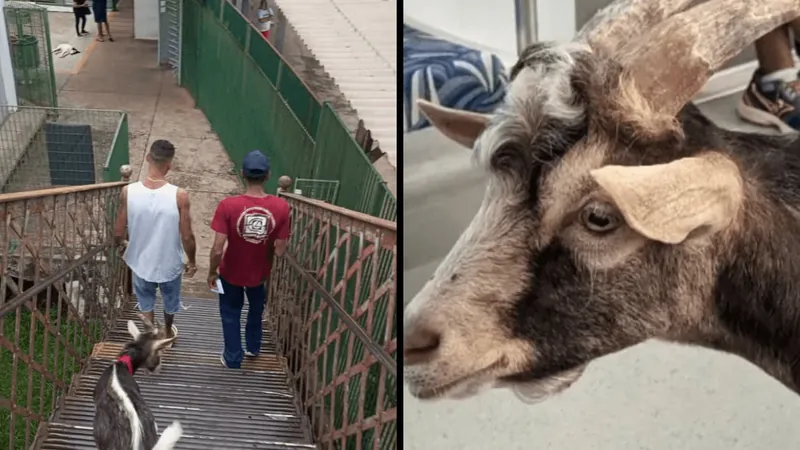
[403, 93, 800, 450]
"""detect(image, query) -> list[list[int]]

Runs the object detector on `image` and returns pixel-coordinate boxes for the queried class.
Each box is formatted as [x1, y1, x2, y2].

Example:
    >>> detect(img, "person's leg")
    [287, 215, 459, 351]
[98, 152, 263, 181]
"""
[244, 281, 267, 357]
[755, 26, 794, 73]
[132, 273, 157, 326]
[104, 21, 113, 41]
[158, 274, 183, 341]
[74, 11, 81, 37]
[218, 276, 245, 368]
[737, 25, 800, 132]
[94, 6, 106, 41]
[80, 15, 87, 34]
[790, 18, 800, 58]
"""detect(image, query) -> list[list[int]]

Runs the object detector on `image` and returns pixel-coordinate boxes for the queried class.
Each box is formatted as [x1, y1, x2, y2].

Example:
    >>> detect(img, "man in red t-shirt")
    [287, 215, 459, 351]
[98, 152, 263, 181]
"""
[208, 149, 291, 369]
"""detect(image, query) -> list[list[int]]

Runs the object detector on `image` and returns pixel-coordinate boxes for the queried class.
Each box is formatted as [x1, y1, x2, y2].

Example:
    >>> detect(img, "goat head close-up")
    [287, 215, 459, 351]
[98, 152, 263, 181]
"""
[404, 0, 800, 404]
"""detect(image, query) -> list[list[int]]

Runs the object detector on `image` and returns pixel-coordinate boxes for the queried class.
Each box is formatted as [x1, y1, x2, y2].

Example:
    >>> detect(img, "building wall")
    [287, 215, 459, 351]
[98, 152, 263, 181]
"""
[134, 0, 159, 40]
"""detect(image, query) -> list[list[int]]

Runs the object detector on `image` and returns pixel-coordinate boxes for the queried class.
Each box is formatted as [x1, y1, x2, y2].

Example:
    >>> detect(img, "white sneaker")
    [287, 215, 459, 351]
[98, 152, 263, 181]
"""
[220, 354, 229, 368]
[244, 351, 257, 357]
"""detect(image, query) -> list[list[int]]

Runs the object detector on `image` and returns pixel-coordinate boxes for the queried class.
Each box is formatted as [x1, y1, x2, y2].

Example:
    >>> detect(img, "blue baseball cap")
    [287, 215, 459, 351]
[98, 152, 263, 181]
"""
[242, 150, 270, 177]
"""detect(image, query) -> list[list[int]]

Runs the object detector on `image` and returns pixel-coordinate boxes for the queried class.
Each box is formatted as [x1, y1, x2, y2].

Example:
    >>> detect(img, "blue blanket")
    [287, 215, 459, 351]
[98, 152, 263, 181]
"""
[403, 24, 508, 132]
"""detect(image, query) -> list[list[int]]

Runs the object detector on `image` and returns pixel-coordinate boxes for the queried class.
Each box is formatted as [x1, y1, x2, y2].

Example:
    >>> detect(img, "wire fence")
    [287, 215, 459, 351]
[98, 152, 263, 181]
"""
[4, 2, 57, 108]
[0, 106, 129, 194]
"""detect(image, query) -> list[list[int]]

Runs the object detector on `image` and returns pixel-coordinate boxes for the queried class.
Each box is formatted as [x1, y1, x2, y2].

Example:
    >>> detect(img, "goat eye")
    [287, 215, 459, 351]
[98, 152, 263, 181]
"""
[580, 203, 621, 234]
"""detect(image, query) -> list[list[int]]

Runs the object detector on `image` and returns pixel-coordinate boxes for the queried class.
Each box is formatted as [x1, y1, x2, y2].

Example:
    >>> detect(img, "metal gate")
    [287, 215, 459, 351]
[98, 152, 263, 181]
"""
[158, 0, 182, 82]
[294, 178, 339, 204]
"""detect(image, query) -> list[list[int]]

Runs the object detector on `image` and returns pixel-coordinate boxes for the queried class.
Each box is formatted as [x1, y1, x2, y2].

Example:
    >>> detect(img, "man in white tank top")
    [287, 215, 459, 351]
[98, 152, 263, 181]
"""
[114, 140, 197, 340]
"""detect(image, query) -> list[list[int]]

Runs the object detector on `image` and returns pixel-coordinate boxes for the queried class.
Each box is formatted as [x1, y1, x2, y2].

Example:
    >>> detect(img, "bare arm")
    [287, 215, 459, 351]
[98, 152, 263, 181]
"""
[273, 239, 287, 256]
[208, 232, 227, 277]
[113, 185, 127, 246]
[273, 204, 291, 256]
[177, 189, 196, 266]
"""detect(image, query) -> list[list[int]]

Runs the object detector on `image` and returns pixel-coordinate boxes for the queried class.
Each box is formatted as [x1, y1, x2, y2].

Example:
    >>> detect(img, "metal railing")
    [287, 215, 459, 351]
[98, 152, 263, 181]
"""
[0, 106, 129, 194]
[269, 177, 397, 450]
[0, 170, 396, 450]
[0, 166, 132, 450]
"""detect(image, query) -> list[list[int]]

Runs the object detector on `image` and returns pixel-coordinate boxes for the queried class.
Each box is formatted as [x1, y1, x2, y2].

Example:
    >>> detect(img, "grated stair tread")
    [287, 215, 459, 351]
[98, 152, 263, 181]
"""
[42, 422, 315, 449]
[37, 297, 314, 450]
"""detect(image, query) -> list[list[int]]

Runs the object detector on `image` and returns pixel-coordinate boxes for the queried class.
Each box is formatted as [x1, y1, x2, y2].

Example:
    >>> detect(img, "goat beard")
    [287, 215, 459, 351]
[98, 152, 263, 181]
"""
[508, 365, 587, 404]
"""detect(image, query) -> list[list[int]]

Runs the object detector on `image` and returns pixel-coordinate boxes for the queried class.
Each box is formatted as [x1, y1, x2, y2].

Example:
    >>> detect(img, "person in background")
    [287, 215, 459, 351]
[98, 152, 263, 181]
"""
[73, 0, 90, 37]
[208, 150, 291, 369]
[737, 21, 800, 132]
[257, 2, 274, 40]
[115, 139, 197, 341]
[92, 0, 113, 42]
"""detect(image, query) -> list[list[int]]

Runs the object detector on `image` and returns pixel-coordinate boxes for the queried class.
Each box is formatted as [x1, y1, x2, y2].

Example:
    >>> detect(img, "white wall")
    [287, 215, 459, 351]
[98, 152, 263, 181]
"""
[403, 0, 576, 69]
[134, 0, 159, 40]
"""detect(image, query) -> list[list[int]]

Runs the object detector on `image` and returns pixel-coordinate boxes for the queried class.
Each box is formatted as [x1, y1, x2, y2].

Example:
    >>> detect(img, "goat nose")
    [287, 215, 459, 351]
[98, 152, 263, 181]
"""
[403, 324, 441, 365]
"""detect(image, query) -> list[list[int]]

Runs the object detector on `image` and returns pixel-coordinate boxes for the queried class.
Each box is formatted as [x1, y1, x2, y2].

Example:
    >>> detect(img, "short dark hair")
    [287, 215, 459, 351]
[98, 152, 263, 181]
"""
[244, 174, 267, 185]
[149, 140, 175, 163]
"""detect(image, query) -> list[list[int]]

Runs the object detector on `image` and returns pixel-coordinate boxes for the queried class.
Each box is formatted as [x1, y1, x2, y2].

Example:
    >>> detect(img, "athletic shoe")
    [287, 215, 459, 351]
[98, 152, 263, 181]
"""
[737, 70, 800, 133]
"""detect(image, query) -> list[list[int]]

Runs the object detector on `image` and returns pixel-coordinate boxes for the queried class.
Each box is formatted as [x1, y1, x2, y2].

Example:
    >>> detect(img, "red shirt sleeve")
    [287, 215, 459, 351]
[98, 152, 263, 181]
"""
[275, 203, 291, 240]
[210, 199, 228, 235]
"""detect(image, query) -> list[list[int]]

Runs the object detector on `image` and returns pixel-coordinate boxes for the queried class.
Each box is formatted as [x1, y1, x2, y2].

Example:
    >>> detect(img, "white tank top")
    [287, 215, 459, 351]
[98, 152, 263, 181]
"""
[123, 181, 184, 283]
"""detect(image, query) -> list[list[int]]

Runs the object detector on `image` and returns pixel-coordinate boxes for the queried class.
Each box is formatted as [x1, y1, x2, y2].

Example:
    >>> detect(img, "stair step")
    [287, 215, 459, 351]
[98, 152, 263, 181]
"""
[82, 356, 289, 384]
[37, 295, 315, 448]
[40, 422, 315, 449]
[54, 396, 308, 443]
[71, 369, 297, 412]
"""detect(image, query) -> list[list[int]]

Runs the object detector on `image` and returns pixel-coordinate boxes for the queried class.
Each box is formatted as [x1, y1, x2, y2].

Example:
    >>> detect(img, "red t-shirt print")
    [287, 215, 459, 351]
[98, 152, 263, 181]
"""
[210, 195, 291, 287]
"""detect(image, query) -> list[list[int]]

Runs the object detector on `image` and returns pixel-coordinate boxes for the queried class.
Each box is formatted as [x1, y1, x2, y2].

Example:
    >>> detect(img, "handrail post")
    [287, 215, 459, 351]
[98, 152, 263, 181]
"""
[514, 0, 538, 55]
[119, 164, 133, 298]
[120, 164, 133, 182]
[277, 175, 292, 194]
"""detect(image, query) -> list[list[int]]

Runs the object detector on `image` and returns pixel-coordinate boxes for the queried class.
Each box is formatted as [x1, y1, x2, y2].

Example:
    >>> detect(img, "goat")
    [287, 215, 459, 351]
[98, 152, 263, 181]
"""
[403, 0, 800, 404]
[93, 319, 182, 450]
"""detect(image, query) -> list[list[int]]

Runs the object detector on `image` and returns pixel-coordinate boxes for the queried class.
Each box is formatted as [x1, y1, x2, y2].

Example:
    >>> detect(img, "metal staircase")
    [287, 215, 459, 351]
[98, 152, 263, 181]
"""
[36, 297, 314, 449]
[0, 172, 397, 450]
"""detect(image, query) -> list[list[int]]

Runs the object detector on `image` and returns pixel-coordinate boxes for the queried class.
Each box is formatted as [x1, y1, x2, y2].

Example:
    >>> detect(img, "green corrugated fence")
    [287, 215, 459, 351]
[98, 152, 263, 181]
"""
[180, 0, 394, 219]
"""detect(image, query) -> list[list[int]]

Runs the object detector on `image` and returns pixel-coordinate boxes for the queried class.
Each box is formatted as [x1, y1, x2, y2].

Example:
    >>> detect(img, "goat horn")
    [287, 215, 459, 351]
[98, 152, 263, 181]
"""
[576, 0, 695, 55]
[620, 0, 800, 118]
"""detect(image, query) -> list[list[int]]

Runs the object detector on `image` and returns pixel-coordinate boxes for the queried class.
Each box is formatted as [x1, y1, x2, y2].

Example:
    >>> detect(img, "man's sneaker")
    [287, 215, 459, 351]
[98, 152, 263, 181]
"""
[244, 351, 258, 357]
[737, 70, 800, 133]
[220, 354, 230, 368]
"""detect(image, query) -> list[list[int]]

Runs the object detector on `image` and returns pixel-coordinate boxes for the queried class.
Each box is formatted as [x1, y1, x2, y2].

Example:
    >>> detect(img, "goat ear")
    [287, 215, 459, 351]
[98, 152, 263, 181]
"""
[416, 99, 489, 149]
[589, 153, 743, 244]
[127, 320, 141, 340]
[153, 337, 176, 351]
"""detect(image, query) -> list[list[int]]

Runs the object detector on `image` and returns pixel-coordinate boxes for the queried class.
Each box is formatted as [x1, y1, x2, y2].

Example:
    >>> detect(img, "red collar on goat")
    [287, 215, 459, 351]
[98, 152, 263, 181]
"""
[117, 355, 134, 375]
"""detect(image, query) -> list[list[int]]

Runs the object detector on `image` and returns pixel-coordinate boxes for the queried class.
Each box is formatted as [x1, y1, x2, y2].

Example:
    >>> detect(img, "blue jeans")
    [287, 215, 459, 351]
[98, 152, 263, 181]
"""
[133, 273, 182, 315]
[218, 276, 267, 368]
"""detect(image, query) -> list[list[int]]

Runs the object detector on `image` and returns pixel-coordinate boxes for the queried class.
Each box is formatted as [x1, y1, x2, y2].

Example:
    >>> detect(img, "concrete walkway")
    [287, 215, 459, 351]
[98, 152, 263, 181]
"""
[56, 3, 241, 297]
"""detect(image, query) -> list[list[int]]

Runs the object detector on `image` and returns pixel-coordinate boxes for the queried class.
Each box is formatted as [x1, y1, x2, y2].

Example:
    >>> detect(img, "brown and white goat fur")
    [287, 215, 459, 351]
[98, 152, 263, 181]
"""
[404, 0, 800, 403]
[93, 320, 182, 450]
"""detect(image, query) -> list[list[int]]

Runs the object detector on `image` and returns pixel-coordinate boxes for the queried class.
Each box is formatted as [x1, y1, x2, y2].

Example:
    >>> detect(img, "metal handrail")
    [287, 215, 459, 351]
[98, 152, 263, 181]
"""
[0, 181, 128, 203]
[280, 192, 396, 231]
[284, 252, 396, 375]
[0, 244, 108, 318]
